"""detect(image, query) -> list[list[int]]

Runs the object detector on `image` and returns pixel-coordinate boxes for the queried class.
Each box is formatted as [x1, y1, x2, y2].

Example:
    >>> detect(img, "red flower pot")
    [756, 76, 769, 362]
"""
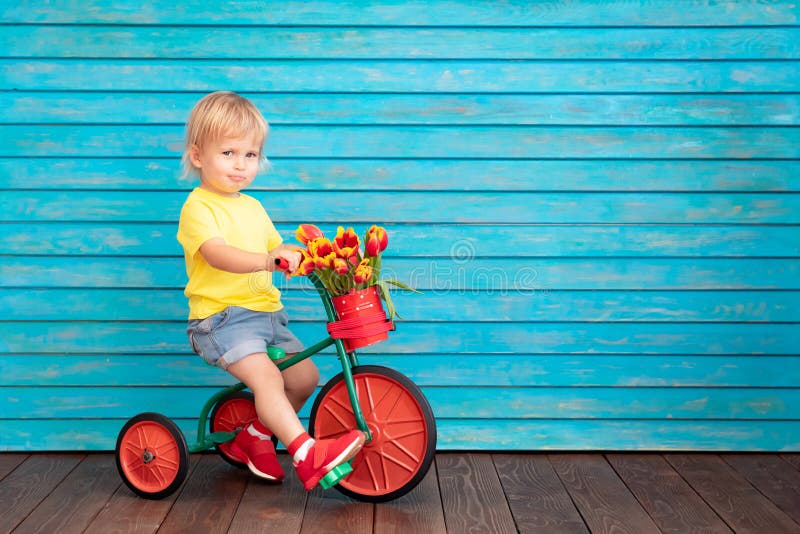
[330, 286, 391, 352]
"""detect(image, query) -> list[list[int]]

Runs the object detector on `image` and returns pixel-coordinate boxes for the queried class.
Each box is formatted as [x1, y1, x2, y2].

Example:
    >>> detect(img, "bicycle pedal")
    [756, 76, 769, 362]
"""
[319, 461, 353, 489]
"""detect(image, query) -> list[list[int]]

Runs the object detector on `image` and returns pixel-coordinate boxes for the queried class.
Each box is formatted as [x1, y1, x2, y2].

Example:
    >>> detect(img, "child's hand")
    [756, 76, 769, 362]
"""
[272, 245, 303, 277]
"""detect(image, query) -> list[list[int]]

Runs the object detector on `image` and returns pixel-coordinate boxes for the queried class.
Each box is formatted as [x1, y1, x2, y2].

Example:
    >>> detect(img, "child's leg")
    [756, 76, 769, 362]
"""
[226, 352, 305, 446]
[277, 356, 320, 413]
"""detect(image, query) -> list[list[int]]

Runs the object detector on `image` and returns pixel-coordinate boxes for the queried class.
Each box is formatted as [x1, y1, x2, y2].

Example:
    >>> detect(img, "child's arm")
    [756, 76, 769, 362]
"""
[199, 238, 302, 274]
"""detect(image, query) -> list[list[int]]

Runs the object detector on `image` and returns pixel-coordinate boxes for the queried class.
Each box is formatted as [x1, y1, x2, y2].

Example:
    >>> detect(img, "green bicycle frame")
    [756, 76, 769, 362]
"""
[189, 273, 371, 453]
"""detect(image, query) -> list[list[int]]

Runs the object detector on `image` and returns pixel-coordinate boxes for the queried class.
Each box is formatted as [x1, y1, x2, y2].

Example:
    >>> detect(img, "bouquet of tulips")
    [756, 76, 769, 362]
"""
[293, 224, 418, 319]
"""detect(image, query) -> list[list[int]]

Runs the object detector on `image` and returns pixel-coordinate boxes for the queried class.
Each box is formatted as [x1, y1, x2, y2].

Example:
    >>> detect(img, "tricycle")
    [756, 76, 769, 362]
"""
[114, 272, 437, 502]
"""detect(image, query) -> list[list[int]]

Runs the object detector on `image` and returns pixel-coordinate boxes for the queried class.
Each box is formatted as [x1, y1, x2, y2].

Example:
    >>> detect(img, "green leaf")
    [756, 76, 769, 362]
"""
[375, 280, 400, 320]
[383, 279, 423, 294]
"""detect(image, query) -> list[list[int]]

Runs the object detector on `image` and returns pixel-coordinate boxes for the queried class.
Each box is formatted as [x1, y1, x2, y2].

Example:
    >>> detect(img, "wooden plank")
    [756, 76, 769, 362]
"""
[4, 158, 798, 191]
[5, 191, 800, 225]
[5, 385, 799, 421]
[0, 454, 83, 531]
[493, 453, 588, 534]
[3, 1, 796, 26]
[2, 320, 798, 355]
[606, 453, 732, 533]
[373, 462, 446, 534]
[299, 485, 372, 534]
[7, 222, 800, 258]
[10, 256, 798, 290]
[4, 60, 799, 93]
[782, 454, 800, 470]
[0, 454, 28, 481]
[4, 419, 800, 452]
[4, 92, 800, 126]
[157, 454, 247, 534]
[721, 454, 800, 525]
[12, 454, 121, 533]
[436, 453, 517, 534]
[5, 27, 800, 60]
[85, 455, 199, 534]
[550, 453, 661, 534]
[5, 354, 800, 388]
[665, 454, 800, 533]
[5, 125, 800, 159]
[227, 455, 307, 534]
[5, 287, 800, 324]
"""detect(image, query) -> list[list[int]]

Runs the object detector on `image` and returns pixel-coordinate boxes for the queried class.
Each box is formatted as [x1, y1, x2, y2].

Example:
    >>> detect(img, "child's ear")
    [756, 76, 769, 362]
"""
[188, 144, 202, 169]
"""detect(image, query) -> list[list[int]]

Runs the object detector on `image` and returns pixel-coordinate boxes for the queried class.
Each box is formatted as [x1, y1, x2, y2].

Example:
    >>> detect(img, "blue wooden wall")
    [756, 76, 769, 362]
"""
[1, 1, 799, 451]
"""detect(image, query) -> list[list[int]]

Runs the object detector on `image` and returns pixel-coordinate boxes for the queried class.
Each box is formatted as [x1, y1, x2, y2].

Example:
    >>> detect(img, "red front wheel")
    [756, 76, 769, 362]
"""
[309, 365, 437, 502]
[115, 412, 190, 500]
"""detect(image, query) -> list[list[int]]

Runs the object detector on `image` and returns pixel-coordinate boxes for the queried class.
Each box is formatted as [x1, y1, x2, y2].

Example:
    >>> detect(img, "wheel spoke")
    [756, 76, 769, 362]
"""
[320, 394, 355, 434]
[379, 450, 418, 474]
[386, 437, 422, 463]
[378, 384, 406, 420]
[365, 380, 396, 415]
[363, 453, 382, 492]
[384, 422, 425, 439]
[358, 377, 374, 413]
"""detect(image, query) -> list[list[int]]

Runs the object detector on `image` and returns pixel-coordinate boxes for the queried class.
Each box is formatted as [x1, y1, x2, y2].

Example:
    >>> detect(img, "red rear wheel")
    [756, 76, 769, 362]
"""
[309, 365, 436, 502]
[210, 391, 258, 468]
[115, 412, 189, 500]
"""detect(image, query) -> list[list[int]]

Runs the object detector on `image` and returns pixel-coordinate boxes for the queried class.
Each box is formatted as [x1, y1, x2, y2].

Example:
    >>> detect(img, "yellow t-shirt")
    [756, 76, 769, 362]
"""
[177, 187, 283, 319]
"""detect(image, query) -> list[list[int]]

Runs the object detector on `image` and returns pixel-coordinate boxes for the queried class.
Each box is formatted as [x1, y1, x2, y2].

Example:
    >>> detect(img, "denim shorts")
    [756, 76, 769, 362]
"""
[186, 306, 304, 370]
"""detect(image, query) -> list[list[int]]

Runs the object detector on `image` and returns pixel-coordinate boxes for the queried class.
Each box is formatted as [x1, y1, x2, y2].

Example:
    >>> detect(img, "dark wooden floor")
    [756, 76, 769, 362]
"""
[1, 452, 800, 533]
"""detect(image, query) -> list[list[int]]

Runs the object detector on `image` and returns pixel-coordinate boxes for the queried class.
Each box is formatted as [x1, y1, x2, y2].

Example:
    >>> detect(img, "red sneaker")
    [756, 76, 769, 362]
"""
[288, 431, 366, 491]
[229, 423, 285, 482]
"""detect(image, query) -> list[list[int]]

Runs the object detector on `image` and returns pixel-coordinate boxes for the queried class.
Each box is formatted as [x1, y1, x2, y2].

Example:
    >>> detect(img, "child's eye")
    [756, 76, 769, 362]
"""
[222, 150, 233, 156]
[247, 152, 258, 158]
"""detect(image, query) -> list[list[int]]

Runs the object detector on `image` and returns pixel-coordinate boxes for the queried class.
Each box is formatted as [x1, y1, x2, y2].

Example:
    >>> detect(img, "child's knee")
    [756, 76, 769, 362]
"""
[287, 364, 319, 398]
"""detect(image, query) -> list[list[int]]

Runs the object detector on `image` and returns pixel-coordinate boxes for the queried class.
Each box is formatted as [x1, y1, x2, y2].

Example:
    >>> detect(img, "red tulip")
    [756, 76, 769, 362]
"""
[354, 258, 373, 284]
[365, 225, 388, 257]
[295, 224, 324, 246]
[296, 250, 316, 275]
[332, 257, 350, 275]
[333, 226, 360, 261]
[308, 237, 336, 269]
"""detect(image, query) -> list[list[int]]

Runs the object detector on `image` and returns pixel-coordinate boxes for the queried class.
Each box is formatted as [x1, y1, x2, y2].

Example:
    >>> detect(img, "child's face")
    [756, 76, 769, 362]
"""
[189, 133, 263, 197]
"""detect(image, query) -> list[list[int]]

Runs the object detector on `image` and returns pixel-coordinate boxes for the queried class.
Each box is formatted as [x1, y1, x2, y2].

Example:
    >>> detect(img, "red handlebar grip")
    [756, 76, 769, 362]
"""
[275, 257, 289, 270]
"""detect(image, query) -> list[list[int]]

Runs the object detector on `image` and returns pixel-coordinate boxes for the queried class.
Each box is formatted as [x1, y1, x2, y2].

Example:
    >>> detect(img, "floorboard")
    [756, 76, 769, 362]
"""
[666, 453, 800, 534]
[157, 454, 247, 534]
[373, 460, 446, 534]
[549, 453, 661, 534]
[12, 454, 120, 534]
[781, 454, 800, 471]
[437, 453, 517, 534]
[2, 452, 800, 533]
[720, 454, 800, 526]
[606, 453, 731, 534]
[300, 484, 373, 534]
[0, 454, 83, 533]
[0, 454, 28, 481]
[494, 453, 588, 534]
[227, 455, 307, 534]
[85, 455, 200, 534]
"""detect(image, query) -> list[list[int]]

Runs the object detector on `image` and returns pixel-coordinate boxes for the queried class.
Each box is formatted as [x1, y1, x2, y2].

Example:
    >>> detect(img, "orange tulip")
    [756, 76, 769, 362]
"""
[332, 257, 350, 275]
[308, 237, 336, 269]
[353, 258, 373, 284]
[296, 250, 316, 275]
[333, 226, 360, 261]
[365, 225, 388, 257]
[295, 224, 324, 246]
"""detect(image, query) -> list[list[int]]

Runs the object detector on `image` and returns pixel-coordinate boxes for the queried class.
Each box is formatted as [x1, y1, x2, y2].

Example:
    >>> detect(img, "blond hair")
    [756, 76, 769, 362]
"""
[182, 91, 269, 177]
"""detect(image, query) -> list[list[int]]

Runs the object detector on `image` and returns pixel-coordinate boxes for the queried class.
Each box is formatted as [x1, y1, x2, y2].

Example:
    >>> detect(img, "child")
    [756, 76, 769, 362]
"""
[177, 91, 365, 490]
